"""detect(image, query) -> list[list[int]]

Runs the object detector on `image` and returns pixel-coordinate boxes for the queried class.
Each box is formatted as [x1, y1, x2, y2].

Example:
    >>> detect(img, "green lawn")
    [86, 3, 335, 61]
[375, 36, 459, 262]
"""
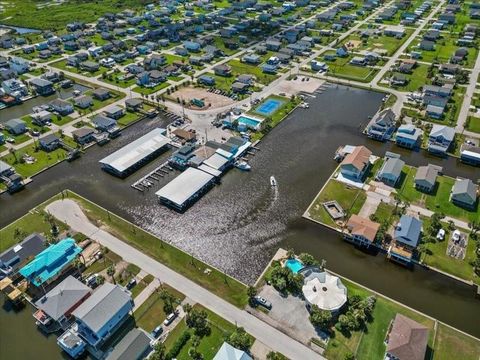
[322, 52, 379, 83]
[117, 112, 140, 127]
[433, 323, 480, 360]
[306, 179, 367, 228]
[100, 74, 137, 88]
[134, 285, 185, 332]
[51, 59, 107, 77]
[60, 192, 249, 307]
[227, 59, 280, 85]
[466, 116, 480, 134]
[132, 82, 170, 95]
[344, 29, 413, 56]
[130, 274, 154, 299]
[385, 64, 431, 92]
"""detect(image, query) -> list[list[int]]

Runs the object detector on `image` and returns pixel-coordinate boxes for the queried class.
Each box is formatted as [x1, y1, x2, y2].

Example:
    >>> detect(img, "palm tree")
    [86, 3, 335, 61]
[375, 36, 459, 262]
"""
[107, 265, 116, 284]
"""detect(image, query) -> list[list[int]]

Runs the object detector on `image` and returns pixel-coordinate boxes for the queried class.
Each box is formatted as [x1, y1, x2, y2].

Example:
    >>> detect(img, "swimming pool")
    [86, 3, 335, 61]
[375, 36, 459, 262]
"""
[237, 116, 262, 130]
[254, 98, 285, 116]
[285, 258, 304, 274]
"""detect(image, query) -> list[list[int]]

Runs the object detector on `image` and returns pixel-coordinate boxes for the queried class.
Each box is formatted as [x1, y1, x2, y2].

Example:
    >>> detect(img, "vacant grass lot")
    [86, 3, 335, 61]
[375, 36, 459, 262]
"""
[344, 30, 413, 56]
[466, 116, 480, 133]
[51, 59, 108, 78]
[434, 323, 480, 360]
[322, 52, 379, 83]
[307, 178, 367, 228]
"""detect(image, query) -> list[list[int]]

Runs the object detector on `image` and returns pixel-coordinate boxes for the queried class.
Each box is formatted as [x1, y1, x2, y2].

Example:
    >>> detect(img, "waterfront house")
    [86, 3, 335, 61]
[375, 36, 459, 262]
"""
[213, 64, 232, 77]
[105, 328, 152, 360]
[5, 118, 27, 135]
[92, 115, 117, 132]
[389, 215, 422, 264]
[50, 98, 74, 115]
[74, 95, 93, 109]
[213, 342, 253, 360]
[386, 314, 429, 360]
[450, 178, 478, 210]
[2, 78, 28, 97]
[71, 283, 134, 348]
[0, 233, 46, 274]
[414, 164, 441, 193]
[72, 127, 95, 145]
[339, 145, 372, 181]
[103, 105, 124, 119]
[376, 153, 404, 187]
[33, 275, 91, 330]
[29, 78, 55, 96]
[395, 124, 423, 149]
[39, 134, 61, 152]
[19, 238, 82, 287]
[91, 88, 111, 101]
[344, 214, 380, 248]
[125, 98, 143, 112]
[427, 124, 455, 155]
[367, 108, 396, 141]
[460, 144, 480, 166]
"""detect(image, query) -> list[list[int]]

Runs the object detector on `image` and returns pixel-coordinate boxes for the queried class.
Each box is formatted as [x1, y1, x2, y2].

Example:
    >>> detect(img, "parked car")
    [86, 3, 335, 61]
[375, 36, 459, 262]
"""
[163, 312, 177, 326]
[85, 273, 99, 287]
[452, 230, 461, 242]
[151, 325, 164, 338]
[254, 295, 272, 310]
[126, 278, 137, 290]
[436, 229, 445, 241]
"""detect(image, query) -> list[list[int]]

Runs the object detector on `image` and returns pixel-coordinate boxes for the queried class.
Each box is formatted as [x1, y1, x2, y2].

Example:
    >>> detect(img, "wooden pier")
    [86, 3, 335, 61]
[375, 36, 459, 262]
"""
[131, 161, 173, 192]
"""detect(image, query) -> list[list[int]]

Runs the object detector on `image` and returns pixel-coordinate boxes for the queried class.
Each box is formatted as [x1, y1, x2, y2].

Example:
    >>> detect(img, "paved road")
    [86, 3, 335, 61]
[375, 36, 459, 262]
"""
[456, 49, 480, 133]
[46, 199, 324, 360]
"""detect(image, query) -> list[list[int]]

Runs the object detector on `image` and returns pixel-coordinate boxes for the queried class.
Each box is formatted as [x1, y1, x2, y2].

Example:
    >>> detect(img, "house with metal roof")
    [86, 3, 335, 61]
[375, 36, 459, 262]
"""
[19, 238, 82, 287]
[34, 275, 91, 329]
[427, 124, 455, 156]
[105, 328, 152, 360]
[39, 133, 61, 152]
[460, 144, 480, 166]
[386, 314, 429, 360]
[366, 108, 396, 141]
[72, 283, 133, 348]
[450, 178, 478, 210]
[414, 164, 441, 193]
[395, 124, 423, 149]
[389, 215, 422, 264]
[376, 153, 405, 187]
[0, 233, 45, 276]
[213, 342, 252, 360]
[99, 128, 170, 177]
[5, 118, 27, 135]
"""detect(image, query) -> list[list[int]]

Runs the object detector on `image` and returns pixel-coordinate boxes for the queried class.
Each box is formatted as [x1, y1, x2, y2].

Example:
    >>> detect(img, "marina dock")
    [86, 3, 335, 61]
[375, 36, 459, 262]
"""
[131, 161, 174, 192]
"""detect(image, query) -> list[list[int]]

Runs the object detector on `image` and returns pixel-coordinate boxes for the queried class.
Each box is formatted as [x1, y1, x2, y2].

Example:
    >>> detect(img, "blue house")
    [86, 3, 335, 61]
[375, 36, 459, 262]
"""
[336, 45, 349, 57]
[19, 238, 82, 287]
[92, 115, 117, 132]
[5, 118, 27, 135]
[183, 40, 201, 52]
[198, 75, 216, 86]
[66, 283, 133, 350]
[389, 215, 422, 264]
[395, 124, 423, 149]
[376, 154, 405, 187]
[262, 63, 277, 74]
[367, 108, 396, 141]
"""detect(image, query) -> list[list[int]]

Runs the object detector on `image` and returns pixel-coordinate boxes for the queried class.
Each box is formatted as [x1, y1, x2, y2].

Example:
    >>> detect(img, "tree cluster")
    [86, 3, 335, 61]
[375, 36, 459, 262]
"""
[267, 263, 303, 294]
[335, 295, 376, 335]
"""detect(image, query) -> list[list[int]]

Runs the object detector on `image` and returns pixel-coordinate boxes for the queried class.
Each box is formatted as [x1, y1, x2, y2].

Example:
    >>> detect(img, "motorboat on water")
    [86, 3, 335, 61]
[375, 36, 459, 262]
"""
[270, 176, 277, 186]
[235, 161, 251, 171]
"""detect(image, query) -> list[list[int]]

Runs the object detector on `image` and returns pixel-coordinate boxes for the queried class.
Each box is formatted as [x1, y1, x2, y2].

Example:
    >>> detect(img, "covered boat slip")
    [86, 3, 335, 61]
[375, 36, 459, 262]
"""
[99, 128, 170, 177]
[155, 167, 215, 211]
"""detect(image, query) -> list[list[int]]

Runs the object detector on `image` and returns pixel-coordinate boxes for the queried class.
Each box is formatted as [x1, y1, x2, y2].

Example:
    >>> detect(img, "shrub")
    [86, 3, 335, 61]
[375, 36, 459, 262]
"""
[166, 331, 191, 360]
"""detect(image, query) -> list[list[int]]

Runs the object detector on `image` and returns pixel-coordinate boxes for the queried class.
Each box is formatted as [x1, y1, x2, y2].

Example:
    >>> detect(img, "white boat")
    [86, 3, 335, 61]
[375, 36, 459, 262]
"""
[235, 161, 251, 171]
[270, 176, 277, 186]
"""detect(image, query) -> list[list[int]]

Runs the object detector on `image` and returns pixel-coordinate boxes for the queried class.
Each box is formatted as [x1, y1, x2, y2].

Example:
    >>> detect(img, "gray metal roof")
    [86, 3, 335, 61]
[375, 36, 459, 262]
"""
[0, 160, 12, 174]
[35, 275, 91, 321]
[99, 128, 170, 173]
[429, 124, 455, 141]
[72, 283, 132, 333]
[380, 157, 404, 178]
[452, 178, 477, 200]
[395, 215, 422, 247]
[155, 167, 214, 206]
[414, 165, 439, 186]
[105, 328, 151, 360]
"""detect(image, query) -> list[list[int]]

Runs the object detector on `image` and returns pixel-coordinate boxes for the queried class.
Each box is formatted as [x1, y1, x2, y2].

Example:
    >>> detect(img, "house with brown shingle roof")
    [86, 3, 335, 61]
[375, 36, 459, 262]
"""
[386, 313, 429, 360]
[345, 214, 380, 248]
[340, 146, 372, 181]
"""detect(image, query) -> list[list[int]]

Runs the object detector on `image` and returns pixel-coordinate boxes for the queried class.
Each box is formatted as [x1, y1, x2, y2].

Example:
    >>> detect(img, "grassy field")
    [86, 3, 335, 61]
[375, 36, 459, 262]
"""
[51, 59, 108, 77]
[344, 30, 413, 56]
[466, 116, 480, 134]
[134, 284, 185, 332]
[132, 82, 170, 95]
[385, 64, 432, 92]
[227, 59, 280, 85]
[322, 52, 379, 83]
[434, 323, 480, 360]
[306, 178, 367, 228]
[0, 0, 148, 30]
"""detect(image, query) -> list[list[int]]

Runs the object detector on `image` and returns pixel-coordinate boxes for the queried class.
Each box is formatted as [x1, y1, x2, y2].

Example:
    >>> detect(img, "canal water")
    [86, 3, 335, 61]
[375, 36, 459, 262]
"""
[1, 84, 480, 359]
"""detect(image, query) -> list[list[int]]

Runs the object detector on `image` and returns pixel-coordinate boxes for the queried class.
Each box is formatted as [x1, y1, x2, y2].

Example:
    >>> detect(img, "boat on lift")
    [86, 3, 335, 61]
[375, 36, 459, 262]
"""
[235, 161, 251, 171]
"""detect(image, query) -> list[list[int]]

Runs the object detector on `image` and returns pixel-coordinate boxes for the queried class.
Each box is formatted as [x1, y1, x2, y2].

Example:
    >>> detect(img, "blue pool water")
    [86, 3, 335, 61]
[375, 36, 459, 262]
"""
[285, 259, 303, 274]
[255, 98, 284, 116]
[237, 116, 262, 129]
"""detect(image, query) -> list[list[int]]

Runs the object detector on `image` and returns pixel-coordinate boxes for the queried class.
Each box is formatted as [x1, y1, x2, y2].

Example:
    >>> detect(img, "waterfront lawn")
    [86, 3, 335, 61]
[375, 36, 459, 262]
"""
[117, 112, 141, 127]
[466, 116, 480, 134]
[434, 323, 480, 360]
[132, 82, 170, 95]
[424, 176, 480, 223]
[322, 52, 379, 83]
[306, 179, 367, 228]
[1, 143, 69, 178]
[420, 217, 479, 285]
[63, 192, 248, 307]
[134, 284, 185, 332]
